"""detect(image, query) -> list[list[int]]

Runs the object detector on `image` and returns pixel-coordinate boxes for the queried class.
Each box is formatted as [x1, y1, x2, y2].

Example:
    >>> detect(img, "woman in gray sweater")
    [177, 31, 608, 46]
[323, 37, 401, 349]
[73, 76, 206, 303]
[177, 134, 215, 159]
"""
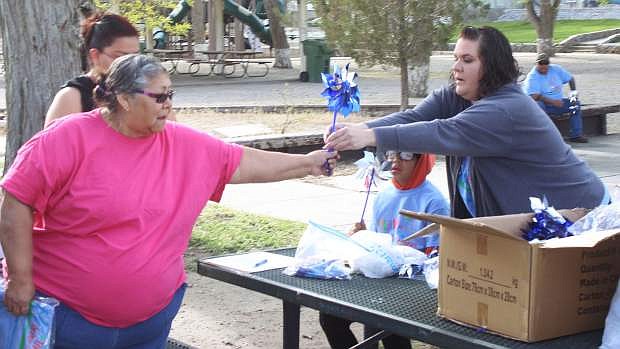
[325, 26, 607, 218]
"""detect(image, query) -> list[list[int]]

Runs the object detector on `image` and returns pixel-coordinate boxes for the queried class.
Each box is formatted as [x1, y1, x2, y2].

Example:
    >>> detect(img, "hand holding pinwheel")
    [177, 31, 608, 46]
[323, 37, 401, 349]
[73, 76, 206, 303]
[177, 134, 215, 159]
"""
[321, 63, 360, 174]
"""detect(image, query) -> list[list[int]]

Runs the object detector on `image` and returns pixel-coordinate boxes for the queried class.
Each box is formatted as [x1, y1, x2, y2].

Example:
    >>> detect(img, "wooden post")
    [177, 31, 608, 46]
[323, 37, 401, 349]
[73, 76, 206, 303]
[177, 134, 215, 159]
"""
[208, 0, 225, 52]
[235, 18, 245, 51]
[192, 0, 206, 44]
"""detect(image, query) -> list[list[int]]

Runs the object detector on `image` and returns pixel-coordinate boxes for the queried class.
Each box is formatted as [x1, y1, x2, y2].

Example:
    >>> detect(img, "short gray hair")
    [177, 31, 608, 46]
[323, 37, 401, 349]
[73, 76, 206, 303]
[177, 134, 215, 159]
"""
[94, 54, 167, 111]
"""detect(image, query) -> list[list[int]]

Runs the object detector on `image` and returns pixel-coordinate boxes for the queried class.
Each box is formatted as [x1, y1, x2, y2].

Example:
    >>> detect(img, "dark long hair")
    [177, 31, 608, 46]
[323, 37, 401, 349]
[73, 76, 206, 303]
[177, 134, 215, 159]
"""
[458, 26, 520, 98]
[80, 13, 139, 72]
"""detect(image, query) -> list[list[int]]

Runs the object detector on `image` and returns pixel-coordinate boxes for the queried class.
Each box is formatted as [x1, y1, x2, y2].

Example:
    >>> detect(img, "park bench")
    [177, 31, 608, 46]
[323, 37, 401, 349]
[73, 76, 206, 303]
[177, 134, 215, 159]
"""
[550, 103, 620, 137]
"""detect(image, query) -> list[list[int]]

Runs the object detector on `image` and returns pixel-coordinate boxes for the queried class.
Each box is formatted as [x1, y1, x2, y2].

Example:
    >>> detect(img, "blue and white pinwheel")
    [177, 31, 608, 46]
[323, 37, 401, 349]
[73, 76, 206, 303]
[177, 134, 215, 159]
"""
[321, 63, 360, 132]
[320, 63, 361, 175]
[353, 151, 384, 225]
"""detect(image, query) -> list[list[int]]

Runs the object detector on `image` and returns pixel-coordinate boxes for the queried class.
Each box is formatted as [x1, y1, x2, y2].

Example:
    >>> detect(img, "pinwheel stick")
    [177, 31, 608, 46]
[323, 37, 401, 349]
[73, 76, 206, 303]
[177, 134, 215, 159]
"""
[359, 167, 375, 224]
[330, 110, 338, 135]
[323, 109, 339, 175]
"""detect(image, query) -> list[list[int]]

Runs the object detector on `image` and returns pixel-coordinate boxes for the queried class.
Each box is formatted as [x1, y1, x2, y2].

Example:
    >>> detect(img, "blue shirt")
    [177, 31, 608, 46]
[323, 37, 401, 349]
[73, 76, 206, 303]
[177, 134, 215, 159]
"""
[370, 180, 449, 250]
[522, 64, 572, 108]
[457, 156, 476, 217]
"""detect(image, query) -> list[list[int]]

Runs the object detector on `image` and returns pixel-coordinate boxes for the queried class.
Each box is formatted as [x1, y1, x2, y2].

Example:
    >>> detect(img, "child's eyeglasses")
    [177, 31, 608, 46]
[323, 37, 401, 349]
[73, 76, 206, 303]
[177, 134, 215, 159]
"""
[386, 151, 415, 161]
[133, 89, 175, 103]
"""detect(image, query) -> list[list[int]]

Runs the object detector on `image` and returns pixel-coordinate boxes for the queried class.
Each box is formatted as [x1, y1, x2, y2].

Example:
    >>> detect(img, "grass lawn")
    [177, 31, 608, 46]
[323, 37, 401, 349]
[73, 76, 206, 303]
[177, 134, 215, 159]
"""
[189, 203, 307, 255]
[454, 19, 620, 43]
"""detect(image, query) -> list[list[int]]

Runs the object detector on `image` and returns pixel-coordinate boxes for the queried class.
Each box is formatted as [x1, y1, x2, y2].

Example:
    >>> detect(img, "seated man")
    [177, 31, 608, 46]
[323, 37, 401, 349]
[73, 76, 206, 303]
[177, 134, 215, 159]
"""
[523, 52, 588, 143]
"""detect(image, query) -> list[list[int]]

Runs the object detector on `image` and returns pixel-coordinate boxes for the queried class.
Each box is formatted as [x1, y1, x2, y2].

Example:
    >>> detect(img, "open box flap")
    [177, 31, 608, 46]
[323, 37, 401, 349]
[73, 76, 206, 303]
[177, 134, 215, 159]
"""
[537, 229, 620, 248]
[399, 210, 523, 241]
[401, 222, 439, 241]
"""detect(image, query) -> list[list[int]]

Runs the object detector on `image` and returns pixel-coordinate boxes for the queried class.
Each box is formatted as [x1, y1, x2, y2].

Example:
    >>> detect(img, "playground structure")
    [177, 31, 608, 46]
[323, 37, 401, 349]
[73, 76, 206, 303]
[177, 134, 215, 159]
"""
[147, 0, 315, 80]
[153, 0, 286, 50]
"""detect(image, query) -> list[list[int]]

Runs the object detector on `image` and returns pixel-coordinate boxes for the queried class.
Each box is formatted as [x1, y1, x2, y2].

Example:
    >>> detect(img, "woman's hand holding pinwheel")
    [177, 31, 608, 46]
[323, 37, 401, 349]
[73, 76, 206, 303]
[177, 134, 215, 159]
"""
[324, 123, 376, 151]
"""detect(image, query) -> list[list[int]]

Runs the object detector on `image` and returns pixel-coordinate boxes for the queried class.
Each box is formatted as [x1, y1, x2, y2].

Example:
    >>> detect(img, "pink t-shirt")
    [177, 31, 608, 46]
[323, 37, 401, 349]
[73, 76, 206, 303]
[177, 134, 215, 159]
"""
[1, 109, 243, 327]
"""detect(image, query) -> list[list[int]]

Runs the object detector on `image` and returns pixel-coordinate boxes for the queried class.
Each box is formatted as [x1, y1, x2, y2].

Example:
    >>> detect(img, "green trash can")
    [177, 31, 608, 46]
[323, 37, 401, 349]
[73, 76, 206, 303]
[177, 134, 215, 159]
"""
[302, 39, 332, 82]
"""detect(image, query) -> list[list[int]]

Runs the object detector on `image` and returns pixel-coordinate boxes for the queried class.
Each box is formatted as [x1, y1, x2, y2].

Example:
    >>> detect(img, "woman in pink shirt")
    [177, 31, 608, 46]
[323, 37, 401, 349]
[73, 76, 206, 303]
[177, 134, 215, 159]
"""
[0, 54, 336, 348]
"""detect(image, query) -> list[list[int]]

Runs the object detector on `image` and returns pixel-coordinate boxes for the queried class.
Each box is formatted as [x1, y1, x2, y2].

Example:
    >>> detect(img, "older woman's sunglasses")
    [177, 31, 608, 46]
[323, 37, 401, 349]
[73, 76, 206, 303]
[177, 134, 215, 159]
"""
[134, 89, 175, 103]
[386, 151, 416, 161]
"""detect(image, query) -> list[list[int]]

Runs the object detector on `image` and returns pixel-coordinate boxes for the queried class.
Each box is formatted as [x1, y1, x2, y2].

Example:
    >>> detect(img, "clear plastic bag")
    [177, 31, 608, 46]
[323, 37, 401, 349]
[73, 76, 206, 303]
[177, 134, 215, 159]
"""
[283, 221, 369, 280]
[423, 256, 440, 289]
[0, 282, 59, 349]
[568, 202, 620, 236]
[349, 230, 406, 278]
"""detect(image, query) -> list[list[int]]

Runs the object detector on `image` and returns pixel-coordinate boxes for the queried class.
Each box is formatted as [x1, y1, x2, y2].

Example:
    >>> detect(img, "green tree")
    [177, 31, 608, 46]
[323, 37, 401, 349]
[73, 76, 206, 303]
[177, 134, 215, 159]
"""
[524, 0, 560, 56]
[95, 0, 192, 39]
[313, 0, 473, 110]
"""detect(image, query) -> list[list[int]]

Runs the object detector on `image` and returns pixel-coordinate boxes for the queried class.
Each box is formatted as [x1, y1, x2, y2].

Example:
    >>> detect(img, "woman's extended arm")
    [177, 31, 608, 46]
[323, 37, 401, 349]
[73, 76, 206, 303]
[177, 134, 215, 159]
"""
[230, 147, 336, 184]
[0, 191, 35, 315]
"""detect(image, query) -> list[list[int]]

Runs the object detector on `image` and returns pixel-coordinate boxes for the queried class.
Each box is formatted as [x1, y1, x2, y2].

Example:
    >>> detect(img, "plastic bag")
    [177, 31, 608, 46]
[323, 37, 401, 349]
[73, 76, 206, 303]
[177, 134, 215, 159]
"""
[568, 202, 620, 236]
[283, 258, 351, 280]
[283, 221, 369, 279]
[0, 282, 59, 349]
[423, 256, 440, 289]
[349, 230, 405, 278]
[600, 279, 620, 349]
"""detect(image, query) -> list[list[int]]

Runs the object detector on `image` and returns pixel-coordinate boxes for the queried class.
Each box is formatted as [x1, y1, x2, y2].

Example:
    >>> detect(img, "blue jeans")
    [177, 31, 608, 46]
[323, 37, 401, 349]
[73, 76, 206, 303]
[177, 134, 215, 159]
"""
[40, 283, 186, 349]
[545, 98, 583, 138]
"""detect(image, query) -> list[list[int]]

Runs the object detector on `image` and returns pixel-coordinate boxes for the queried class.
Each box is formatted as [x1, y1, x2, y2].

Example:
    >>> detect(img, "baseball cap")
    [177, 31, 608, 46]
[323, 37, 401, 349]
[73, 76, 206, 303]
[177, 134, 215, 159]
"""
[536, 52, 550, 64]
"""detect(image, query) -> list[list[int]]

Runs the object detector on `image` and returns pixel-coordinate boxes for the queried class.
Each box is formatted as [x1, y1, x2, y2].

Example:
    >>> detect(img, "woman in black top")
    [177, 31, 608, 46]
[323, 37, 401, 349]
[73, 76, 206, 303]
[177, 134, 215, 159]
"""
[45, 13, 140, 126]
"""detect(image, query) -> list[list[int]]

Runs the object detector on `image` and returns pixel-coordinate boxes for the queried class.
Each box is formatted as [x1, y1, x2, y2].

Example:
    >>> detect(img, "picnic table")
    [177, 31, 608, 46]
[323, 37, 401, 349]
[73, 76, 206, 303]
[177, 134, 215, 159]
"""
[144, 49, 193, 74]
[188, 50, 271, 78]
[197, 248, 603, 349]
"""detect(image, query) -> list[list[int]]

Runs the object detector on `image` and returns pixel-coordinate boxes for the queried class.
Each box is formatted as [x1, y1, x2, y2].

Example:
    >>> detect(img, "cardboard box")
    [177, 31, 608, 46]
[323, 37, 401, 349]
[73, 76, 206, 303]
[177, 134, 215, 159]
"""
[401, 209, 620, 342]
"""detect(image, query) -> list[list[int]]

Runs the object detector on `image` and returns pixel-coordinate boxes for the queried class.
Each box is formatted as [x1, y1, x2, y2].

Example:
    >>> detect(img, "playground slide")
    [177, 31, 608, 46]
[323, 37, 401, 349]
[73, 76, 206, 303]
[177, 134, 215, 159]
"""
[155, 0, 284, 48]
[154, 0, 191, 48]
[224, 0, 272, 46]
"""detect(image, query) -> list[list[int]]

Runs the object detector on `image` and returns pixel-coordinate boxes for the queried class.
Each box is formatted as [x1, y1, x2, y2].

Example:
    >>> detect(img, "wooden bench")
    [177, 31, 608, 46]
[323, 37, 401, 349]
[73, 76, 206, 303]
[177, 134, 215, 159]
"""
[550, 104, 620, 137]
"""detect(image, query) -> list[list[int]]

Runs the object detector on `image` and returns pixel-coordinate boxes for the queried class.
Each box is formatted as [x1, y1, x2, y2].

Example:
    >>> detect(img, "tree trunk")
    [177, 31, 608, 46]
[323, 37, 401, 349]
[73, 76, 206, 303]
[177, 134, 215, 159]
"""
[0, 0, 81, 172]
[525, 0, 559, 56]
[265, 0, 291, 68]
[399, 56, 409, 111]
[408, 54, 430, 98]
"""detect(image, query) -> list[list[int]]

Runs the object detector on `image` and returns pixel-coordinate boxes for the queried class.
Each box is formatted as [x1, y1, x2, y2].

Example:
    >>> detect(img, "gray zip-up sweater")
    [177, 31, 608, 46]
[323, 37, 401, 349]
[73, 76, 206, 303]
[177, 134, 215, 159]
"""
[366, 83, 605, 218]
